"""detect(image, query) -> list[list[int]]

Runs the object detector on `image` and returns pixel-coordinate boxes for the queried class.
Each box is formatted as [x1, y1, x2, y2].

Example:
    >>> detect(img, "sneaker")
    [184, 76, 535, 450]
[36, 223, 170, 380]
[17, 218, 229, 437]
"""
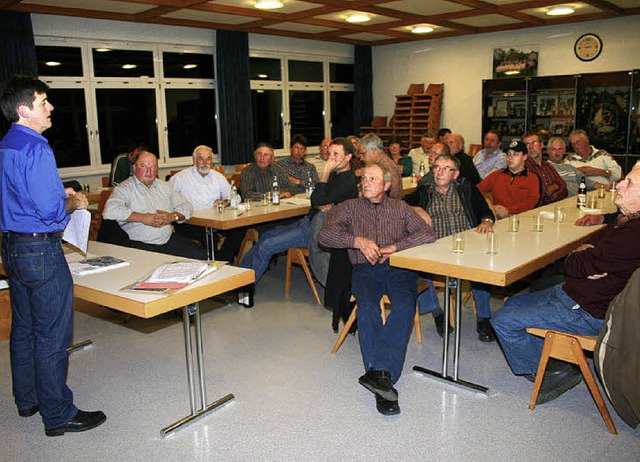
[476, 318, 496, 342]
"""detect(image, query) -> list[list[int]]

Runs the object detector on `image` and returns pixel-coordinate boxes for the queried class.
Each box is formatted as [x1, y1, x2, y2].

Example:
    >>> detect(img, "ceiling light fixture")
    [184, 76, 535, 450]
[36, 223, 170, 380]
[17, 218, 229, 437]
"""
[504, 70, 520, 76]
[346, 13, 371, 24]
[183, 64, 198, 69]
[257, 73, 268, 78]
[546, 6, 575, 16]
[412, 25, 434, 34]
[254, 0, 283, 9]
[122, 64, 137, 69]
[45, 61, 61, 67]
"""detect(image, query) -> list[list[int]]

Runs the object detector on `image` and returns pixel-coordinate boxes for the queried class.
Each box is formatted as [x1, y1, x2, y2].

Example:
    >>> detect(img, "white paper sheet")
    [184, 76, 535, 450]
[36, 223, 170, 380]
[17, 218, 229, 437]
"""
[63, 209, 91, 253]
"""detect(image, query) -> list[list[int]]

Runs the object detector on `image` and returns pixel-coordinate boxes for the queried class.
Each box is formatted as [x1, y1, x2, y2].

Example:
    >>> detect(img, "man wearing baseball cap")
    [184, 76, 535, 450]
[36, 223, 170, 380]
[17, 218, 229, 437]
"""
[477, 140, 540, 219]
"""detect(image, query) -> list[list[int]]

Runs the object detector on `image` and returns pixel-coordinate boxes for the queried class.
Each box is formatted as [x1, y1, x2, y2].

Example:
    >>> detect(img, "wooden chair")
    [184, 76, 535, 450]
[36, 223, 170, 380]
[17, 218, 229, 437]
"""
[332, 280, 429, 354]
[235, 163, 251, 173]
[284, 247, 322, 306]
[235, 228, 259, 265]
[89, 189, 113, 241]
[526, 328, 617, 434]
[468, 143, 482, 158]
[101, 176, 109, 187]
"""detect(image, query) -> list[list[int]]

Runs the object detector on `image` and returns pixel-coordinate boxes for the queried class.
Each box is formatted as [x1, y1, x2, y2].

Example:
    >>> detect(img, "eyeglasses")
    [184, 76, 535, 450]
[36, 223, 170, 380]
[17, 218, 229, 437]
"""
[432, 165, 457, 173]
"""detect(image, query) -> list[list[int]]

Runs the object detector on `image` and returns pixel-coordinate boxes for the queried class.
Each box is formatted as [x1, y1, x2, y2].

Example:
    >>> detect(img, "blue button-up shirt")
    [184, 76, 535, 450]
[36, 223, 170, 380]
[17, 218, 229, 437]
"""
[0, 124, 68, 233]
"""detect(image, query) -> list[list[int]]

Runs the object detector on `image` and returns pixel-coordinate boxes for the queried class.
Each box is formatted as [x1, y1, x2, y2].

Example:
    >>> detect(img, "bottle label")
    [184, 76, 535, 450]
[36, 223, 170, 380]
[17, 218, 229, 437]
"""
[272, 191, 280, 205]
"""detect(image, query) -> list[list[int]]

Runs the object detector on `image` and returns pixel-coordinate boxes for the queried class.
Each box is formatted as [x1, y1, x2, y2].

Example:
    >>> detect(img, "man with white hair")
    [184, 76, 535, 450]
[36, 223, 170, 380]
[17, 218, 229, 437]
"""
[566, 129, 621, 190]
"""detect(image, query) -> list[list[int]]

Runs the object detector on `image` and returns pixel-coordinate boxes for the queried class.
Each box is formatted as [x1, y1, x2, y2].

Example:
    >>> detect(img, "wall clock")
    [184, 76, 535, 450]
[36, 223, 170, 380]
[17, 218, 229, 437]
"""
[574, 33, 603, 62]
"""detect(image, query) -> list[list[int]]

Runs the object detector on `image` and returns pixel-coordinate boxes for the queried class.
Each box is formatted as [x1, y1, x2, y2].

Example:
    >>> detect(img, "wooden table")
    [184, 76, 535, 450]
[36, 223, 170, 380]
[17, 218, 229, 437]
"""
[187, 196, 311, 260]
[403, 176, 417, 195]
[4, 241, 255, 436]
[390, 196, 618, 394]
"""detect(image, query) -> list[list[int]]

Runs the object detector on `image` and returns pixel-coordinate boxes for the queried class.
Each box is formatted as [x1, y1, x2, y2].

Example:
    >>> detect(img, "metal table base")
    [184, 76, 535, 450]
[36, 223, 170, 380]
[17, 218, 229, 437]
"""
[413, 276, 489, 395]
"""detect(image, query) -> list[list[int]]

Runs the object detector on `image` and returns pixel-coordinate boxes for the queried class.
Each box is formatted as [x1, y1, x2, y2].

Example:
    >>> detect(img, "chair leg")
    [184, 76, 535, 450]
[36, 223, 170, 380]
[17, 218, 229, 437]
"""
[569, 341, 617, 434]
[529, 333, 555, 410]
[296, 249, 322, 306]
[285, 249, 294, 297]
[414, 305, 422, 344]
[332, 304, 357, 354]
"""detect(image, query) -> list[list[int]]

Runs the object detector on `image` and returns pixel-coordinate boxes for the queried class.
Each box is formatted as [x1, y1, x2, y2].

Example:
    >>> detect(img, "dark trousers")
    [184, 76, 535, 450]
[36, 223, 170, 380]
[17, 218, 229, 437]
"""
[2, 235, 78, 428]
[128, 232, 207, 260]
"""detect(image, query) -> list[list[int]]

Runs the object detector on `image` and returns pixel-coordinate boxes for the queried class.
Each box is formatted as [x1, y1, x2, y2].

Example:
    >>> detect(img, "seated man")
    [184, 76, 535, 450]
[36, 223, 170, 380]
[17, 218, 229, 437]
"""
[473, 130, 506, 179]
[241, 138, 358, 283]
[240, 142, 295, 201]
[109, 144, 145, 186]
[477, 140, 540, 219]
[407, 131, 435, 174]
[522, 131, 567, 205]
[566, 129, 622, 190]
[277, 134, 319, 195]
[319, 162, 435, 416]
[405, 154, 497, 341]
[360, 133, 403, 198]
[492, 165, 640, 404]
[547, 137, 581, 196]
[169, 145, 242, 261]
[307, 137, 331, 176]
[103, 151, 206, 260]
[445, 133, 482, 185]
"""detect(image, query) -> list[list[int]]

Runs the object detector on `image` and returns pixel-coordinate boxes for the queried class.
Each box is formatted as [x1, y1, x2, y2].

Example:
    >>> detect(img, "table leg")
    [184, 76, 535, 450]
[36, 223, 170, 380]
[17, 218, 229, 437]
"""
[67, 339, 93, 354]
[205, 227, 216, 261]
[161, 303, 234, 437]
[413, 277, 489, 395]
[237, 284, 254, 308]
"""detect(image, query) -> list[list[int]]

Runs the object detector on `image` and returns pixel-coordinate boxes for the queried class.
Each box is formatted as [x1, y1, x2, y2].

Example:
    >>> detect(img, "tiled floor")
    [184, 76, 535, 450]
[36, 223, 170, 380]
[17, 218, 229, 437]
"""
[1, 261, 638, 461]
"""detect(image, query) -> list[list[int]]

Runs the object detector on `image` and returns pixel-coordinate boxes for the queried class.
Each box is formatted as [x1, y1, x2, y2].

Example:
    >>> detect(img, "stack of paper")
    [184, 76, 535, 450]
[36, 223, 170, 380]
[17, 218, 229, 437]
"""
[69, 256, 129, 275]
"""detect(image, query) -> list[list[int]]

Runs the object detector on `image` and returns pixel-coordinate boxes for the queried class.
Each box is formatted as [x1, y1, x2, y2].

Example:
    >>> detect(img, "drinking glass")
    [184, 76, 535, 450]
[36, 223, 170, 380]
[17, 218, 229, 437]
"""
[485, 232, 498, 254]
[532, 213, 544, 232]
[452, 233, 465, 253]
[553, 206, 565, 223]
[509, 215, 519, 232]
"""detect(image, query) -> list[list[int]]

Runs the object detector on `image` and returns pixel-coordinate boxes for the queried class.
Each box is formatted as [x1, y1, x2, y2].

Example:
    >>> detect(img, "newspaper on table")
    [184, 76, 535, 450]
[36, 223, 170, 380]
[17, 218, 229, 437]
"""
[128, 261, 225, 291]
[69, 255, 129, 275]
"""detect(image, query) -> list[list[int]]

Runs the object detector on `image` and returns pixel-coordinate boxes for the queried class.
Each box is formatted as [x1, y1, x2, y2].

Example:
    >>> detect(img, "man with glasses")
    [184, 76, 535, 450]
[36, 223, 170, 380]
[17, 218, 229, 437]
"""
[406, 154, 497, 341]
[473, 130, 506, 179]
[477, 140, 540, 219]
[566, 129, 621, 190]
[522, 131, 567, 205]
[547, 137, 580, 196]
[103, 151, 206, 259]
[307, 137, 331, 176]
[319, 162, 435, 416]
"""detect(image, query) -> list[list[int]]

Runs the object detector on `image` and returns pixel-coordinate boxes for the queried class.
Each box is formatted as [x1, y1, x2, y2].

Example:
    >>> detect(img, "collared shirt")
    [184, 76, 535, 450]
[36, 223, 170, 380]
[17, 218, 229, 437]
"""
[278, 157, 319, 194]
[103, 176, 193, 245]
[549, 162, 580, 196]
[408, 148, 430, 175]
[0, 124, 68, 233]
[239, 163, 296, 200]
[525, 157, 568, 205]
[565, 146, 622, 189]
[477, 168, 540, 215]
[318, 196, 436, 266]
[378, 155, 404, 199]
[427, 184, 469, 239]
[473, 148, 506, 179]
[169, 166, 231, 210]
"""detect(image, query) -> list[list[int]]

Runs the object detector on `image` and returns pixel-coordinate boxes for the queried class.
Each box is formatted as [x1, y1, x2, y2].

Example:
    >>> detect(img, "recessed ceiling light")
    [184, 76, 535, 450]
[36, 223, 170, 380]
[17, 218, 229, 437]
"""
[257, 73, 268, 78]
[346, 13, 371, 24]
[122, 64, 137, 69]
[546, 6, 575, 16]
[412, 25, 434, 34]
[183, 64, 198, 69]
[95, 48, 111, 52]
[504, 70, 520, 76]
[255, 0, 283, 9]
[45, 61, 61, 67]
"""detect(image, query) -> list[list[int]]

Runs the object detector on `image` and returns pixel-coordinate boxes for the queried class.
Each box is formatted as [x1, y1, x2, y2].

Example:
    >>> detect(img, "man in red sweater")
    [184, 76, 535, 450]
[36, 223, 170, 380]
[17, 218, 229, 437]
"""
[477, 140, 540, 219]
[493, 165, 640, 403]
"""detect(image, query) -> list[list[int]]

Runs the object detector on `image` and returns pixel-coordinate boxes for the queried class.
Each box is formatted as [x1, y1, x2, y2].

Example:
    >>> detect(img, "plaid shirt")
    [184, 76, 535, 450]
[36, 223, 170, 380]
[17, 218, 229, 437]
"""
[427, 184, 470, 239]
[278, 157, 319, 194]
[525, 157, 567, 205]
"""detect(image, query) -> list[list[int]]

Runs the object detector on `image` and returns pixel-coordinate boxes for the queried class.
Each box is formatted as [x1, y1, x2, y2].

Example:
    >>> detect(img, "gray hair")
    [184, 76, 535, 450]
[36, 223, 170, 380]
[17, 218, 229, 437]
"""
[547, 137, 566, 147]
[360, 133, 384, 153]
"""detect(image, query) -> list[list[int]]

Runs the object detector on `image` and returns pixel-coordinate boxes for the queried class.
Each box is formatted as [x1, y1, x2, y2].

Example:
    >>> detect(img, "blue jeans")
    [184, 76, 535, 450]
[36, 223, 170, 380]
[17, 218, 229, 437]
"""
[492, 284, 603, 375]
[241, 217, 311, 282]
[351, 262, 418, 383]
[2, 234, 77, 428]
[417, 278, 492, 319]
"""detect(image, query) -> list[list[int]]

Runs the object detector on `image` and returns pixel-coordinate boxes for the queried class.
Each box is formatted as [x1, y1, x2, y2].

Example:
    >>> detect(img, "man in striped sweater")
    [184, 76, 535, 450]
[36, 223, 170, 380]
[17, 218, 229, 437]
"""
[319, 162, 436, 416]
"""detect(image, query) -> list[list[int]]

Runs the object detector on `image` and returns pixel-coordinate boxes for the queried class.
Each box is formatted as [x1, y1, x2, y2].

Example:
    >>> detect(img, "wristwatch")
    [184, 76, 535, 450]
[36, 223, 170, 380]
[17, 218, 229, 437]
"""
[482, 218, 493, 224]
[174, 214, 180, 222]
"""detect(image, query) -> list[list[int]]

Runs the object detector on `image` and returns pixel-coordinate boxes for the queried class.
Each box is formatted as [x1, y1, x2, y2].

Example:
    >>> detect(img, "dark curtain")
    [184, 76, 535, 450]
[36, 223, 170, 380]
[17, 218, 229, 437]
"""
[216, 30, 254, 165]
[0, 11, 37, 136]
[353, 45, 373, 136]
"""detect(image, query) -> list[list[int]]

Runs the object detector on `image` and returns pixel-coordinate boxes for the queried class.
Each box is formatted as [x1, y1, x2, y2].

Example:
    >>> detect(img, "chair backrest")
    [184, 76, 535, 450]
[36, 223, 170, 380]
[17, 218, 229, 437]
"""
[468, 143, 482, 158]
[101, 176, 109, 187]
[235, 163, 251, 173]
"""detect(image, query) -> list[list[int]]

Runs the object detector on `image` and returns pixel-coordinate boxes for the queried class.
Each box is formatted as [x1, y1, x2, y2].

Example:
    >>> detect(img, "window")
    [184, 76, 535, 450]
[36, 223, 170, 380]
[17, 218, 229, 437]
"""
[288, 60, 323, 82]
[92, 49, 154, 78]
[36, 46, 83, 77]
[250, 57, 281, 81]
[289, 90, 324, 146]
[251, 89, 284, 149]
[163, 52, 214, 79]
[330, 91, 354, 138]
[43, 88, 89, 168]
[165, 88, 217, 158]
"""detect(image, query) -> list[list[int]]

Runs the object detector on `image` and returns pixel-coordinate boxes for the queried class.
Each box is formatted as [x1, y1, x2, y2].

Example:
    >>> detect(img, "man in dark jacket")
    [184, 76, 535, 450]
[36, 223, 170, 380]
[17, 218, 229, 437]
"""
[405, 154, 496, 341]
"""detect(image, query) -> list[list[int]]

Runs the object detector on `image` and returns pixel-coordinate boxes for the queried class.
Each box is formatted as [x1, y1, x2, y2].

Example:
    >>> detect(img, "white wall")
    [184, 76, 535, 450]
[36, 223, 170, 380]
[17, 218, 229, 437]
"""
[372, 15, 640, 146]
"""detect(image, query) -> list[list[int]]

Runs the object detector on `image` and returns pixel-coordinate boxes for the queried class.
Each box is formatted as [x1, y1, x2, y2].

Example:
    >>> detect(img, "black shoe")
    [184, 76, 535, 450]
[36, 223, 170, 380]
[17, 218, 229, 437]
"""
[348, 320, 358, 335]
[477, 318, 496, 342]
[18, 405, 39, 417]
[434, 313, 453, 338]
[536, 362, 583, 405]
[45, 410, 106, 437]
[523, 373, 536, 383]
[375, 393, 400, 415]
[358, 370, 398, 402]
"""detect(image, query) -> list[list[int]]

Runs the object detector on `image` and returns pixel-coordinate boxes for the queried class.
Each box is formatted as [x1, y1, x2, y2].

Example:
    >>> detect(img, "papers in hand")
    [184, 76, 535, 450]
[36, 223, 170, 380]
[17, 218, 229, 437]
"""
[69, 256, 129, 275]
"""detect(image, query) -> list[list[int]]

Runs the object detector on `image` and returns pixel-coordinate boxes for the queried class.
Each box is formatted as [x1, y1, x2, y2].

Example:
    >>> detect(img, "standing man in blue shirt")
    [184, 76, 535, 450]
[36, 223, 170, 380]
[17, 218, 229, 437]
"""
[0, 77, 106, 436]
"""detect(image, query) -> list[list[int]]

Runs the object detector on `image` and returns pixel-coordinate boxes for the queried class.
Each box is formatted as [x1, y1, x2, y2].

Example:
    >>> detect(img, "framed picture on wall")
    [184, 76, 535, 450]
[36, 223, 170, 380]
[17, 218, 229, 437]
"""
[536, 95, 557, 116]
[493, 47, 539, 79]
[495, 99, 509, 117]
